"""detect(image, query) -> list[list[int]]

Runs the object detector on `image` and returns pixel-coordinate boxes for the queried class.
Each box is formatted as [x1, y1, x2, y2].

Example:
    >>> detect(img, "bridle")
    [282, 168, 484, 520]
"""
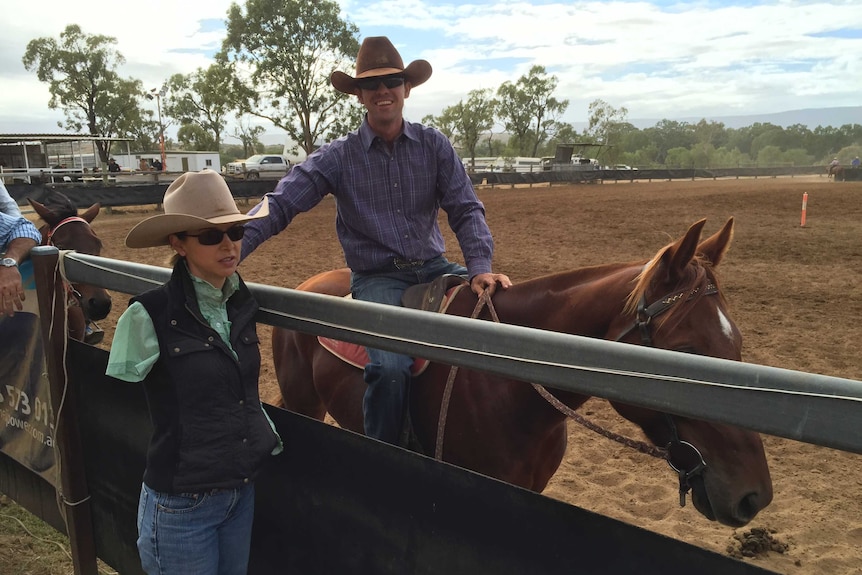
[611, 279, 718, 506]
[44, 216, 94, 312]
[614, 281, 718, 346]
[436, 278, 718, 507]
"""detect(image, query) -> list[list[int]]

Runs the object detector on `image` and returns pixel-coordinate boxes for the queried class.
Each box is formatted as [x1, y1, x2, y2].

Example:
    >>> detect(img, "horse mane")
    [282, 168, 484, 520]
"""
[622, 245, 724, 333]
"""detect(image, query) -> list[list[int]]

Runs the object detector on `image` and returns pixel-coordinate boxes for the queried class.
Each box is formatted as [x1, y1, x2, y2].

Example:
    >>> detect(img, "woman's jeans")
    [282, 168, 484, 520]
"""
[137, 482, 255, 575]
[351, 256, 468, 445]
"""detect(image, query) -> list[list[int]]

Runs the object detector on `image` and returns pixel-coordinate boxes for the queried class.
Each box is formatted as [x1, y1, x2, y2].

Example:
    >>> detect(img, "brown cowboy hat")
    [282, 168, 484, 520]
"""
[125, 169, 269, 248]
[331, 36, 432, 95]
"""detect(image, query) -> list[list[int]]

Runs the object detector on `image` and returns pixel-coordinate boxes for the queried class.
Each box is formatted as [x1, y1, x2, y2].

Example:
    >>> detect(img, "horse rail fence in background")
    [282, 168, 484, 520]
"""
[8, 165, 858, 213]
[63, 251, 862, 455]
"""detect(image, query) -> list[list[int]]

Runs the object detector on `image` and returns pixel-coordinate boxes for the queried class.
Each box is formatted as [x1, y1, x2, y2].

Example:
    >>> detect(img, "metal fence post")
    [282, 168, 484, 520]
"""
[31, 246, 99, 575]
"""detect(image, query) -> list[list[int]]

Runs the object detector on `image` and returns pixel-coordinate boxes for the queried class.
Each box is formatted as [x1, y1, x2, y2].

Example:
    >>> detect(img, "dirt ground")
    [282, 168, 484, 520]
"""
[9, 175, 862, 574]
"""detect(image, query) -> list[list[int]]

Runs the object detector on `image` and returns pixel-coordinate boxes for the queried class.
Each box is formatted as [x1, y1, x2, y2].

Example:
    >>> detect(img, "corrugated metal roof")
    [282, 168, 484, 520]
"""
[0, 133, 134, 144]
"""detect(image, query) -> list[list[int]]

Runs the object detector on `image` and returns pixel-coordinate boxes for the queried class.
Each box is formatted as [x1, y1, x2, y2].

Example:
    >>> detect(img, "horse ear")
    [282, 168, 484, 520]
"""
[697, 217, 734, 267]
[662, 219, 706, 283]
[80, 203, 102, 223]
[28, 198, 54, 225]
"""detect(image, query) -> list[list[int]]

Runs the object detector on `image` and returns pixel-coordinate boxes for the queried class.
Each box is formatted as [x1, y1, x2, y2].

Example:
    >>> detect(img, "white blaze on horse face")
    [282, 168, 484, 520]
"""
[717, 307, 735, 341]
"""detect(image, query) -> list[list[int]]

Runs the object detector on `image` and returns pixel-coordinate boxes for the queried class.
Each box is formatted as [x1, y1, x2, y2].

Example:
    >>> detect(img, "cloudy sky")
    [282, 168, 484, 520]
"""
[1, 0, 860, 142]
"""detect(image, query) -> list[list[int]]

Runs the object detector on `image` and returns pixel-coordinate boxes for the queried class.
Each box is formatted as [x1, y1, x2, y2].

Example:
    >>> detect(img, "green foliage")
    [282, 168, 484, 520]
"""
[176, 124, 216, 151]
[230, 116, 266, 159]
[163, 65, 239, 151]
[427, 89, 496, 164]
[585, 99, 629, 164]
[22, 24, 151, 163]
[220, 0, 360, 155]
[18, 21, 861, 171]
[495, 66, 568, 157]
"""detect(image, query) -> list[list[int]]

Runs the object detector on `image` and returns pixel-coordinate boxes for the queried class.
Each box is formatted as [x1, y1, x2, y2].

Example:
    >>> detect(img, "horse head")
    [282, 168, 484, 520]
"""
[28, 193, 112, 337]
[608, 218, 772, 526]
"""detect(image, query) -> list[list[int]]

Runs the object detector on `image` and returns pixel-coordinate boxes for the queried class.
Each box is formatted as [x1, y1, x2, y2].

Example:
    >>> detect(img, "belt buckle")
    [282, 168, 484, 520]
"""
[394, 258, 423, 270]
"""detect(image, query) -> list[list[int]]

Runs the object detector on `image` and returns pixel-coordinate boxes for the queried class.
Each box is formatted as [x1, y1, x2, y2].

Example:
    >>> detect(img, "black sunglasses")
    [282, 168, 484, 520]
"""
[355, 75, 405, 91]
[179, 225, 245, 246]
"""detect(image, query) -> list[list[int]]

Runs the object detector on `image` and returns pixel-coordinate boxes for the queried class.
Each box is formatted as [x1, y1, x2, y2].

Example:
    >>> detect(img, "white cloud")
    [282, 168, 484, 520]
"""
[2, 0, 860, 138]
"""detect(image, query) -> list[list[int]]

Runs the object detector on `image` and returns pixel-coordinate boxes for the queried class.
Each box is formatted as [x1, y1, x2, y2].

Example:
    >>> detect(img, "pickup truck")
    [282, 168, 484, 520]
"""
[224, 154, 291, 179]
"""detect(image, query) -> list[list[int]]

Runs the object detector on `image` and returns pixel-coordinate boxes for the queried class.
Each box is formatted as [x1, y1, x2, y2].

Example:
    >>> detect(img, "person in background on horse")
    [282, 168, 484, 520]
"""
[106, 170, 283, 575]
[240, 36, 512, 446]
[852, 156, 860, 169]
[0, 185, 41, 317]
[830, 158, 840, 169]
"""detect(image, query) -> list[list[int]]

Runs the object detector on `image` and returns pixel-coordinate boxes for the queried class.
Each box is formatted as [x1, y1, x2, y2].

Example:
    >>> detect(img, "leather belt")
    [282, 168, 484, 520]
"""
[392, 257, 426, 270]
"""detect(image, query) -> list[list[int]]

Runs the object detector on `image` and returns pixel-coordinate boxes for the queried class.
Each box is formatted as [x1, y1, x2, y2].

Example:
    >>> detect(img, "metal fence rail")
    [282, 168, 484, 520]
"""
[54, 248, 862, 455]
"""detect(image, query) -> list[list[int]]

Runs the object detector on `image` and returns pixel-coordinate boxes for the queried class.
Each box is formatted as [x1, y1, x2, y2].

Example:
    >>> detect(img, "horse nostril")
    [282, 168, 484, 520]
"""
[87, 299, 113, 319]
[736, 492, 762, 523]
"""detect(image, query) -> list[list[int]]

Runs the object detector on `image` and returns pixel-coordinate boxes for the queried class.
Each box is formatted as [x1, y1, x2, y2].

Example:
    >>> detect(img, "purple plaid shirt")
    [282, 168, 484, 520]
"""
[241, 118, 494, 278]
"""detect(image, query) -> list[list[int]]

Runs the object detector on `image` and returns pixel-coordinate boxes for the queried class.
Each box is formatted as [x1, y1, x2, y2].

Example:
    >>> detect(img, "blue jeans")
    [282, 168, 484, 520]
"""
[351, 256, 468, 444]
[137, 482, 255, 575]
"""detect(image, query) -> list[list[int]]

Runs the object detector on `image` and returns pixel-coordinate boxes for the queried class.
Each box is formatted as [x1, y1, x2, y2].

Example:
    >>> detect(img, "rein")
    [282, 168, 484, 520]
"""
[435, 279, 714, 507]
[435, 290, 497, 460]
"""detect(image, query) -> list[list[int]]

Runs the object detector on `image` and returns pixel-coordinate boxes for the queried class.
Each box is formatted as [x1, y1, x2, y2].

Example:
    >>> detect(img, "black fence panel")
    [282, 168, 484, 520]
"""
[55, 340, 777, 575]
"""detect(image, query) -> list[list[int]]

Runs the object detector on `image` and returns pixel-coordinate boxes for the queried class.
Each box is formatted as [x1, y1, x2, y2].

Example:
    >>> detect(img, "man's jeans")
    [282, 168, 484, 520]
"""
[351, 256, 468, 444]
[137, 482, 255, 575]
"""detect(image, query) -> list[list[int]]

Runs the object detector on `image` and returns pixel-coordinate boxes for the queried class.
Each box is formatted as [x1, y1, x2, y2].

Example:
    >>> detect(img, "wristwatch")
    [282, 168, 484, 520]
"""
[1, 257, 18, 268]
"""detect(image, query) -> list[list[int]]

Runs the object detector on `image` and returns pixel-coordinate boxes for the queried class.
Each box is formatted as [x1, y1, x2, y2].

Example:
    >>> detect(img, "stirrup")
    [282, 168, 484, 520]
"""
[84, 321, 104, 345]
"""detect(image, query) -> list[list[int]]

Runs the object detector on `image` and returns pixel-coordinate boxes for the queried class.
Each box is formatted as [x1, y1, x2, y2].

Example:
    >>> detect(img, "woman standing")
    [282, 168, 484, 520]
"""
[107, 170, 282, 574]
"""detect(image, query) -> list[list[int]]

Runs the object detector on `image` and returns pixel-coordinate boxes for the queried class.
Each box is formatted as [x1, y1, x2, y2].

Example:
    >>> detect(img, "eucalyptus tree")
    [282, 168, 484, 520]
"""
[22, 24, 148, 164]
[176, 124, 217, 152]
[221, 0, 360, 155]
[163, 64, 240, 151]
[231, 116, 266, 159]
[495, 66, 568, 157]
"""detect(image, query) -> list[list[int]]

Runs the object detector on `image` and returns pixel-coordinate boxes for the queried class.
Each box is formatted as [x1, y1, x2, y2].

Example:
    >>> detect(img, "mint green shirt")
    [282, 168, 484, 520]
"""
[106, 266, 282, 454]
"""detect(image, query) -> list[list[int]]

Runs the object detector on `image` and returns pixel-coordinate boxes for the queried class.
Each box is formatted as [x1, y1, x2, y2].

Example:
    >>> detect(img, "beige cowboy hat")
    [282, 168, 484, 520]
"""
[330, 36, 432, 95]
[125, 169, 269, 248]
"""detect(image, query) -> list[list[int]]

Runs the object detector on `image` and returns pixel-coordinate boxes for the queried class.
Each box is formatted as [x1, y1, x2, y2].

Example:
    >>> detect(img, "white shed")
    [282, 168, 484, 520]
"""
[118, 151, 220, 173]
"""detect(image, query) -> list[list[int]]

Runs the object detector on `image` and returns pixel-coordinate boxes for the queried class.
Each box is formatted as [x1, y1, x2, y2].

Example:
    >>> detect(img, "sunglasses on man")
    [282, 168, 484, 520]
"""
[355, 75, 405, 91]
[178, 225, 246, 246]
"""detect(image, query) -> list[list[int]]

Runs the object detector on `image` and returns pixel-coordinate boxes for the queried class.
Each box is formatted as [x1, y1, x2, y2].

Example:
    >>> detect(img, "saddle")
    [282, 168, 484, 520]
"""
[317, 275, 469, 375]
[401, 274, 469, 312]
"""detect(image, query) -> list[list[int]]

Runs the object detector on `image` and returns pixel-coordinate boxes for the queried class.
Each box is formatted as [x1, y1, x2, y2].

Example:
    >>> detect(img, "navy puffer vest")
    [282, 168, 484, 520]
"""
[133, 261, 278, 493]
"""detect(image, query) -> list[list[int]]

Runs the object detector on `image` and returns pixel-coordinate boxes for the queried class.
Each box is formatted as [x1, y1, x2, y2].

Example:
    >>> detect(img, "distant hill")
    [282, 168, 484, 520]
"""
[257, 106, 862, 144]
[628, 106, 862, 130]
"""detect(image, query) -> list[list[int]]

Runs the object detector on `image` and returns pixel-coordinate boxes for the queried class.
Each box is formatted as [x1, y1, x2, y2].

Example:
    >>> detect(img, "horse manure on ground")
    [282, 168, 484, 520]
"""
[727, 526, 789, 558]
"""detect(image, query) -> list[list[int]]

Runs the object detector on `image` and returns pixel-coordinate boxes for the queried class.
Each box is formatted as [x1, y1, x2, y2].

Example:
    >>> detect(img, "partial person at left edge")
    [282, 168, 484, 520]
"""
[0, 188, 41, 317]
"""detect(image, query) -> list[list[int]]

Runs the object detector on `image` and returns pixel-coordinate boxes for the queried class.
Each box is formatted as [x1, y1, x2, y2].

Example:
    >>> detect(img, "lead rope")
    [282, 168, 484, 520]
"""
[434, 290, 667, 462]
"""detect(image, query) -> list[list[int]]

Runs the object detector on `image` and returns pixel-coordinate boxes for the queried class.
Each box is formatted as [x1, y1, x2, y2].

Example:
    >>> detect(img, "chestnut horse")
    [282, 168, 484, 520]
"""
[828, 164, 845, 181]
[28, 192, 112, 341]
[273, 218, 773, 527]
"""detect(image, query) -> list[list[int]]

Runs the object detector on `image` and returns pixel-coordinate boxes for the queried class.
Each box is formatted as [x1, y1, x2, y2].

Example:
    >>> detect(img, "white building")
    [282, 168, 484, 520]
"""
[118, 151, 220, 173]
